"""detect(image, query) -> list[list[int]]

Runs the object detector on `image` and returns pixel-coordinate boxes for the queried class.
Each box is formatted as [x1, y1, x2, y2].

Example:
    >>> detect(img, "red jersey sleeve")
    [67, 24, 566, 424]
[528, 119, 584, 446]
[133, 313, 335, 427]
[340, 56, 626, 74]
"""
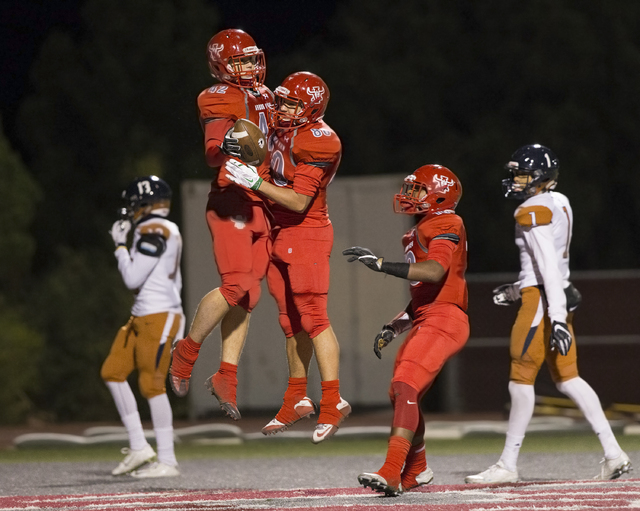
[290, 130, 341, 197]
[197, 86, 245, 122]
[411, 214, 468, 312]
[203, 118, 234, 168]
[425, 239, 456, 272]
[292, 163, 324, 197]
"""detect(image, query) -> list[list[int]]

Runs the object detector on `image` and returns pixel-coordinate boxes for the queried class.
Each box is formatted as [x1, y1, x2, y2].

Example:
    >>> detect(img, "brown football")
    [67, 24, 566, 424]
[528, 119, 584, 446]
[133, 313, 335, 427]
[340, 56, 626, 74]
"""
[232, 118, 267, 166]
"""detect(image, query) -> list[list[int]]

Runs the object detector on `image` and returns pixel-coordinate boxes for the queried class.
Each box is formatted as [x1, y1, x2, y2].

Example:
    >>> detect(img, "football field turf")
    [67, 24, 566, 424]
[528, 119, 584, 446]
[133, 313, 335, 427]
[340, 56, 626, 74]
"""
[1, 432, 639, 509]
[3, 430, 640, 463]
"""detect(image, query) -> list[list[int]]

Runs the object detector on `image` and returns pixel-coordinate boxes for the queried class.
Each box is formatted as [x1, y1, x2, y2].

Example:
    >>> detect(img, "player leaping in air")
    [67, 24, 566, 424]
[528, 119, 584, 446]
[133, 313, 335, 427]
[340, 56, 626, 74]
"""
[169, 29, 273, 421]
[225, 71, 350, 443]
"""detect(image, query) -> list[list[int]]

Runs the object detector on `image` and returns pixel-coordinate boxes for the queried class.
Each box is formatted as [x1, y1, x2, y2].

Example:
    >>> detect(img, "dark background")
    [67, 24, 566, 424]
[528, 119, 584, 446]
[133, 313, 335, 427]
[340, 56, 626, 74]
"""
[1, 0, 639, 424]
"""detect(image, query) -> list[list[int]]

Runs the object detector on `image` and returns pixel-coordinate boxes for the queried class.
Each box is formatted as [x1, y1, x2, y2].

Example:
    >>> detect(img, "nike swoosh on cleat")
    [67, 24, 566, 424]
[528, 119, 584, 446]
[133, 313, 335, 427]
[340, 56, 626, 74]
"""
[407, 401, 417, 405]
[315, 429, 329, 439]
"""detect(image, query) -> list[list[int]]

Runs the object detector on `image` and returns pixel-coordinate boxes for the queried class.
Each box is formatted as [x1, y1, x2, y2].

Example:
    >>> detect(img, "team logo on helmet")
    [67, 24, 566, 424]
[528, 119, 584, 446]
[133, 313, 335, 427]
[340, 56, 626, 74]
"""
[306, 86, 325, 101]
[209, 43, 224, 59]
[434, 174, 456, 192]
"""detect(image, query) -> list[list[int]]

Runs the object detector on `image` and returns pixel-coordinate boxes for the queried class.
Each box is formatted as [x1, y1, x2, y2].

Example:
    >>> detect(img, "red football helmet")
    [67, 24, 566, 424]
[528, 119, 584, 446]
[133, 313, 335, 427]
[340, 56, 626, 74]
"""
[271, 72, 329, 129]
[206, 29, 266, 89]
[394, 165, 462, 215]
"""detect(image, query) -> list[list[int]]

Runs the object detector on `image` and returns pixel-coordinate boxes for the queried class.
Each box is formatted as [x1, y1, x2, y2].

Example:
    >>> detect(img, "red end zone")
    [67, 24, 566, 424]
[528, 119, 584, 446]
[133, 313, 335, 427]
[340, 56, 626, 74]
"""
[1, 479, 638, 510]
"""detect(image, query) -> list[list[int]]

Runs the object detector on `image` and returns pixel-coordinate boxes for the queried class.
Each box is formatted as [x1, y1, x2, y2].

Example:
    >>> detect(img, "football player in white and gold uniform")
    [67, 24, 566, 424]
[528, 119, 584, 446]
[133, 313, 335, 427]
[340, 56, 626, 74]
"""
[101, 175, 184, 478]
[465, 145, 630, 484]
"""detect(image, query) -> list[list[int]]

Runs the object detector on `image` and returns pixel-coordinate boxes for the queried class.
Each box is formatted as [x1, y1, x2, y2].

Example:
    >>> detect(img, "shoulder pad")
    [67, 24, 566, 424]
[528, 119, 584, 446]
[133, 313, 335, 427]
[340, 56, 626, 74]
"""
[292, 123, 341, 157]
[197, 86, 244, 120]
[515, 205, 553, 226]
[139, 223, 170, 238]
[136, 232, 167, 257]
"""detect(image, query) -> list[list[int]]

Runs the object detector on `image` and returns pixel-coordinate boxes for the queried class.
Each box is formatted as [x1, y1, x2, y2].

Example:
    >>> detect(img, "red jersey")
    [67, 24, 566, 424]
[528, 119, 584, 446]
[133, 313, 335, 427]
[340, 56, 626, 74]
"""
[267, 120, 341, 228]
[197, 83, 274, 200]
[402, 212, 468, 315]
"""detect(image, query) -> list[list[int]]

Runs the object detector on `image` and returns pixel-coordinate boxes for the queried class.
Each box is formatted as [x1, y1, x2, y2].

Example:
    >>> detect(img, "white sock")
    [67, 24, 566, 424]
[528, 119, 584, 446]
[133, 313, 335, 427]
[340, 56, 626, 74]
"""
[105, 381, 148, 451]
[499, 382, 535, 471]
[149, 393, 177, 466]
[556, 377, 622, 460]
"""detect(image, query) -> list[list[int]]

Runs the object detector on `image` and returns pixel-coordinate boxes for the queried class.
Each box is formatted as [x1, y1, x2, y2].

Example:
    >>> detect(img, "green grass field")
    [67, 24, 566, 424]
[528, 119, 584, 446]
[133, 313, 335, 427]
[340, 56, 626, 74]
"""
[2, 432, 640, 464]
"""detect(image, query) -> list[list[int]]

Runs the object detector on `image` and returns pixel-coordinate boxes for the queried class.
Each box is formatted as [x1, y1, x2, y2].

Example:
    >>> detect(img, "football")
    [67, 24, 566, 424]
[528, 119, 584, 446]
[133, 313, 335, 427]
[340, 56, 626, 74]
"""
[232, 118, 267, 166]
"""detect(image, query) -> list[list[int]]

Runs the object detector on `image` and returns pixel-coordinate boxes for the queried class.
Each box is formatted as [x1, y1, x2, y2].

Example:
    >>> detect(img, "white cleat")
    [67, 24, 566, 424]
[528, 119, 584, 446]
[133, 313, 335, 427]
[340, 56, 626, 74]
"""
[464, 460, 519, 484]
[312, 398, 351, 444]
[415, 466, 435, 486]
[130, 461, 180, 478]
[111, 444, 156, 475]
[403, 466, 434, 490]
[595, 451, 632, 480]
[358, 472, 402, 497]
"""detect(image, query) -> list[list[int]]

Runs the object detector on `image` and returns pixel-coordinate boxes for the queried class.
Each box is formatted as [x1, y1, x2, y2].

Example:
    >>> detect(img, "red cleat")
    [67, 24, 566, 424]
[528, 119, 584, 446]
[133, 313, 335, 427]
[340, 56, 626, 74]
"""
[262, 397, 317, 435]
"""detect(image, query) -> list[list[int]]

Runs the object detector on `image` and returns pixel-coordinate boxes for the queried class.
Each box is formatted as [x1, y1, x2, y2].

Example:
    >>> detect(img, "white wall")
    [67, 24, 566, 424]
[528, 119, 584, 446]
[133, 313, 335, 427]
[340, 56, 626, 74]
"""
[181, 175, 412, 418]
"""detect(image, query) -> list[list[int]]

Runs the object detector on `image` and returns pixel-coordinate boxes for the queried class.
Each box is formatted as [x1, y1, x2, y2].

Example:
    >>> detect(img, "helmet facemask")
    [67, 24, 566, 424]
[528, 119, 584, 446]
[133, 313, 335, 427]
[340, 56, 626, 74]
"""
[394, 181, 432, 214]
[502, 163, 558, 199]
[224, 48, 266, 89]
[271, 88, 307, 129]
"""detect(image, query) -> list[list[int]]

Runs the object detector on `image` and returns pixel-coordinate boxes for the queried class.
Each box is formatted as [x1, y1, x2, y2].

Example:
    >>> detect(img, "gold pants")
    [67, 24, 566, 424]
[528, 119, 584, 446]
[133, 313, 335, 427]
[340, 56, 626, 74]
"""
[510, 286, 578, 384]
[101, 311, 183, 398]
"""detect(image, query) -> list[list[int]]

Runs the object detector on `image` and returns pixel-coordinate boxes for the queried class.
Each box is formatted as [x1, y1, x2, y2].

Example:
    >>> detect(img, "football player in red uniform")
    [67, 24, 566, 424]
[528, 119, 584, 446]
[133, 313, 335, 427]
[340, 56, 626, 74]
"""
[169, 29, 274, 421]
[225, 72, 350, 443]
[343, 165, 469, 496]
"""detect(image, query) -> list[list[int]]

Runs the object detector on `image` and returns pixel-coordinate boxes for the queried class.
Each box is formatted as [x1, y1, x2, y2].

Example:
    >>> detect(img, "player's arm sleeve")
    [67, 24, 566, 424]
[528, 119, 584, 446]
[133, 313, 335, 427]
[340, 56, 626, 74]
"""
[522, 223, 567, 323]
[203, 118, 234, 168]
[426, 234, 460, 272]
[115, 233, 165, 290]
[292, 162, 325, 197]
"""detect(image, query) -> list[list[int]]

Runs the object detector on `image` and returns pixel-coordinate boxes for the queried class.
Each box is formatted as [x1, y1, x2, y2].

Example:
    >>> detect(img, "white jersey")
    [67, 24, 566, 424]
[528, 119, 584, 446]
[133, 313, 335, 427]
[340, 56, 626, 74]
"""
[514, 191, 572, 324]
[114, 215, 183, 317]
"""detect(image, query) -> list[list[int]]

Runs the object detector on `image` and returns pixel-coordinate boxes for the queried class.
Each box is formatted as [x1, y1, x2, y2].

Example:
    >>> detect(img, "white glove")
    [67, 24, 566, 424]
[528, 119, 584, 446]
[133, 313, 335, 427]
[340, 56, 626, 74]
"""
[224, 159, 263, 191]
[492, 282, 521, 306]
[110, 220, 131, 247]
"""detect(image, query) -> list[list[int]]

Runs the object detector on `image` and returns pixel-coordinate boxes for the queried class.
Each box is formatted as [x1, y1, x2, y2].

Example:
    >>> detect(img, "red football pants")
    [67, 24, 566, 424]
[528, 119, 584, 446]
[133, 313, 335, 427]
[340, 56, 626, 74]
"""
[206, 190, 271, 312]
[266, 224, 332, 339]
[391, 302, 469, 399]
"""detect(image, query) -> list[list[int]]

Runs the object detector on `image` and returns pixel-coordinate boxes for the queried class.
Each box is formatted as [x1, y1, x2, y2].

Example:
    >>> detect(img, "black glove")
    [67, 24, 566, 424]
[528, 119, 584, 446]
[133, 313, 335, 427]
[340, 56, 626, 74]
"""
[550, 321, 572, 356]
[221, 128, 241, 158]
[564, 283, 582, 312]
[342, 246, 383, 272]
[374, 326, 395, 359]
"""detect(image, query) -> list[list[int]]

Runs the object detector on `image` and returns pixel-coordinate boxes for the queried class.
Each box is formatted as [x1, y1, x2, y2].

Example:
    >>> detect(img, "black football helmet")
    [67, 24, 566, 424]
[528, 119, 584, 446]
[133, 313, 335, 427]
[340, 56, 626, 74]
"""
[502, 144, 559, 199]
[121, 175, 172, 221]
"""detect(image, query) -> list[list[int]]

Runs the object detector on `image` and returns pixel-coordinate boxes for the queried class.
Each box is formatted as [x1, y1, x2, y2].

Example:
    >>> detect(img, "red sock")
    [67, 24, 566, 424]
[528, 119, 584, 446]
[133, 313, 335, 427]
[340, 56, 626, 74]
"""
[401, 442, 427, 489]
[170, 336, 201, 378]
[377, 436, 412, 490]
[210, 361, 238, 403]
[318, 380, 341, 425]
[275, 377, 308, 424]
